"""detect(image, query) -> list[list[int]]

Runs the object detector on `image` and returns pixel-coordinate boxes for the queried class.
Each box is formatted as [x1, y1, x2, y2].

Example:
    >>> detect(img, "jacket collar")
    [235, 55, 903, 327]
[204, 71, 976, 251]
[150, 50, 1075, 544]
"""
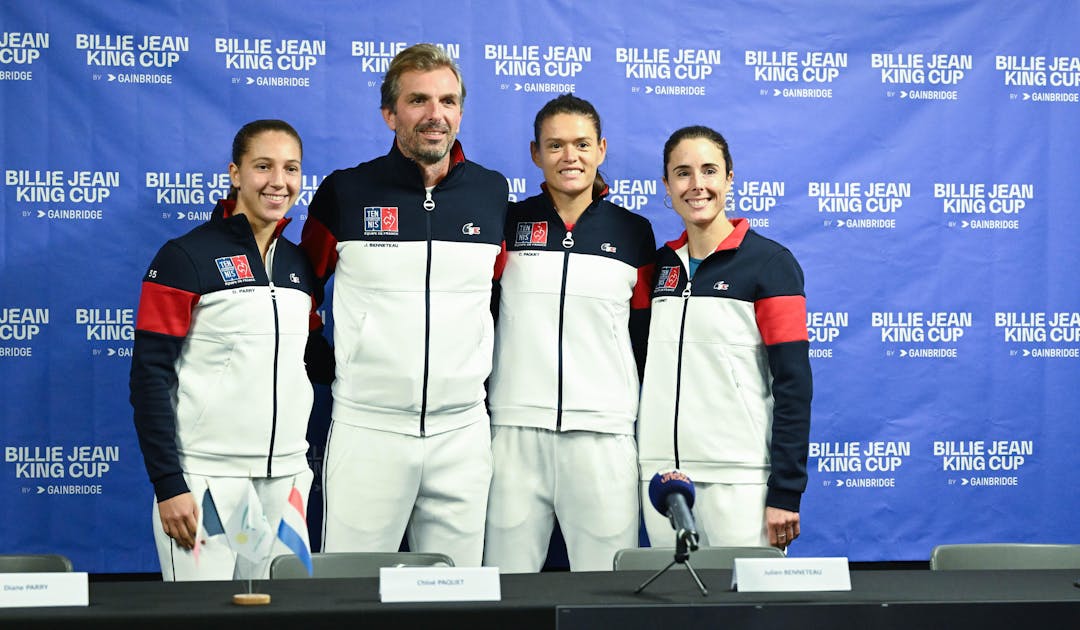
[665, 217, 749, 254]
[384, 139, 467, 185]
[537, 180, 613, 224]
[215, 199, 292, 240]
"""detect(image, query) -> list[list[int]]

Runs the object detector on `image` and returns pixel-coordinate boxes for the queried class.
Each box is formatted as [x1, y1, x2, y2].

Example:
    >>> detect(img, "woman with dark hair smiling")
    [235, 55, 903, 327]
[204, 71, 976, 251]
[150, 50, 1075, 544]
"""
[638, 125, 812, 551]
[485, 95, 656, 572]
[131, 120, 328, 580]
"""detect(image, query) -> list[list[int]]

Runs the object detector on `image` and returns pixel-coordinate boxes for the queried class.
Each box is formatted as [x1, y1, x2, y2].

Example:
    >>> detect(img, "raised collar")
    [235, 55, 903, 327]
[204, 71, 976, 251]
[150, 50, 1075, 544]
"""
[665, 217, 749, 253]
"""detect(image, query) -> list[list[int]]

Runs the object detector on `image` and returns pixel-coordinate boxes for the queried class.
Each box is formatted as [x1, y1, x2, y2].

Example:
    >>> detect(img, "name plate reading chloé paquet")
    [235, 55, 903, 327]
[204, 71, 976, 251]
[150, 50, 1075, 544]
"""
[379, 566, 501, 603]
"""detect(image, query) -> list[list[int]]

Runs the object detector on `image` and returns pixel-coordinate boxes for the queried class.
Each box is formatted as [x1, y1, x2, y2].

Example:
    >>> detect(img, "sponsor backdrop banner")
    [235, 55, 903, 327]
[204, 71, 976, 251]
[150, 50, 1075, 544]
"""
[2, 0, 1078, 572]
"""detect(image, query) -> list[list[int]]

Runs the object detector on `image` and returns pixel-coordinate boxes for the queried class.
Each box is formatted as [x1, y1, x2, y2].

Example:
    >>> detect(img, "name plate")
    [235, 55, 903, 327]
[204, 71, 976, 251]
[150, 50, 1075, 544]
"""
[731, 557, 851, 592]
[379, 566, 501, 603]
[0, 572, 89, 608]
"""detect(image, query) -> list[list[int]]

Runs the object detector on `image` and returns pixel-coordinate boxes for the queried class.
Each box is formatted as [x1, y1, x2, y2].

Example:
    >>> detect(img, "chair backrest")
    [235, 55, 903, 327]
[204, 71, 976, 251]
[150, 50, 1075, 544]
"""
[930, 543, 1080, 570]
[270, 551, 455, 579]
[0, 554, 73, 573]
[613, 546, 784, 571]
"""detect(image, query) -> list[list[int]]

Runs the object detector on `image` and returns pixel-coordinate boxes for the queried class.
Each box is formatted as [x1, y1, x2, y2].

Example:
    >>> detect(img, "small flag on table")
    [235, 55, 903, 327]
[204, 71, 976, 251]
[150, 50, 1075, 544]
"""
[194, 487, 227, 567]
[202, 488, 226, 536]
[224, 483, 275, 563]
[276, 486, 313, 576]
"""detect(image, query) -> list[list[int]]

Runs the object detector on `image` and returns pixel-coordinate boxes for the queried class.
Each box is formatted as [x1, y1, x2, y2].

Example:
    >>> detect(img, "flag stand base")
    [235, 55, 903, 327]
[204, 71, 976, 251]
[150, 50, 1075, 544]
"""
[232, 593, 271, 606]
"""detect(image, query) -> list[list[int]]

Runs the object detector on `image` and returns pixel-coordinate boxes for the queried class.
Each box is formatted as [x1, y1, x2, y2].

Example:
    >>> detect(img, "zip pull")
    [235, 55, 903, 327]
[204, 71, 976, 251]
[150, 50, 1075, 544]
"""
[424, 189, 435, 212]
[681, 281, 692, 298]
[562, 231, 574, 249]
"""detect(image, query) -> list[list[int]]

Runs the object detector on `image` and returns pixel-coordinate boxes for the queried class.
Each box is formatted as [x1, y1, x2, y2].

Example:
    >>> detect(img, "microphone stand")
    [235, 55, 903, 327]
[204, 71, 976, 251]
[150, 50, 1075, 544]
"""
[634, 530, 708, 596]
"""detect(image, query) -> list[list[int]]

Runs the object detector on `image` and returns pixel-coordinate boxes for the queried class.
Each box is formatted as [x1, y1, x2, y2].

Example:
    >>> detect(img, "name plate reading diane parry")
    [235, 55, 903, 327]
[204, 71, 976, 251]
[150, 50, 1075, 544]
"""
[731, 557, 851, 592]
[379, 566, 501, 603]
[0, 572, 89, 608]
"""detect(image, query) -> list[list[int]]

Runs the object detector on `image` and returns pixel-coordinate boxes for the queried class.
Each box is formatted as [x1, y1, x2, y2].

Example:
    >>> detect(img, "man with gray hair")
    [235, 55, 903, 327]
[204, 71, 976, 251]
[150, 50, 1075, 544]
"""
[302, 44, 508, 566]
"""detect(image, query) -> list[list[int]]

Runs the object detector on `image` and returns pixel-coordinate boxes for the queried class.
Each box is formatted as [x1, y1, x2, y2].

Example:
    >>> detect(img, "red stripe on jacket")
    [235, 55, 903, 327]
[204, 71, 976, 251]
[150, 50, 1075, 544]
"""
[632, 263, 656, 309]
[493, 240, 508, 281]
[135, 282, 199, 337]
[755, 295, 808, 345]
[300, 217, 339, 283]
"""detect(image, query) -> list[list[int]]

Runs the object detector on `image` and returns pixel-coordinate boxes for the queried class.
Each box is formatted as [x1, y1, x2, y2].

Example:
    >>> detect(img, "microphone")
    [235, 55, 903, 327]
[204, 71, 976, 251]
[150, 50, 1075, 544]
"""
[648, 470, 699, 551]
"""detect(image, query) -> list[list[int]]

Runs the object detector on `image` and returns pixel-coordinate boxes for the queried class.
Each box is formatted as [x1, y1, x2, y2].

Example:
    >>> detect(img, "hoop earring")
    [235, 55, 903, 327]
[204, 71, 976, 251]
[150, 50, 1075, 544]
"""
[663, 194, 673, 209]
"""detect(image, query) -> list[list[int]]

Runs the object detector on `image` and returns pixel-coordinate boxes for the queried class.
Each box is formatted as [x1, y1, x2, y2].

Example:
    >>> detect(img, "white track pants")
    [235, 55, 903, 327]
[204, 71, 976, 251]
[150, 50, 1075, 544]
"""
[321, 420, 492, 567]
[485, 426, 639, 572]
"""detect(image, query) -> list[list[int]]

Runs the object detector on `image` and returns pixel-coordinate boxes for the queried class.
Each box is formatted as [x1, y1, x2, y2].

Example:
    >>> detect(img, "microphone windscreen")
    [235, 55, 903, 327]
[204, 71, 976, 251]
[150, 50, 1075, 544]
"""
[647, 470, 696, 515]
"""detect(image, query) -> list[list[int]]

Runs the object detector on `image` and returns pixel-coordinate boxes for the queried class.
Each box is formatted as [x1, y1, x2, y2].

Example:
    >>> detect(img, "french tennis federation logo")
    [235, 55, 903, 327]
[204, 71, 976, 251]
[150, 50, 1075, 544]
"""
[364, 206, 399, 236]
[515, 221, 548, 247]
[216, 255, 256, 285]
[656, 266, 680, 291]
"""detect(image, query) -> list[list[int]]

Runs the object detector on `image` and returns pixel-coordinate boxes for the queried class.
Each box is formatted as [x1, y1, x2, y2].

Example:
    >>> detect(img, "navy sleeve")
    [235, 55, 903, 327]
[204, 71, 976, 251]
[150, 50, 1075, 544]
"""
[130, 331, 188, 501]
[129, 241, 199, 502]
[756, 249, 812, 512]
[764, 341, 812, 511]
[304, 326, 335, 385]
[629, 219, 657, 380]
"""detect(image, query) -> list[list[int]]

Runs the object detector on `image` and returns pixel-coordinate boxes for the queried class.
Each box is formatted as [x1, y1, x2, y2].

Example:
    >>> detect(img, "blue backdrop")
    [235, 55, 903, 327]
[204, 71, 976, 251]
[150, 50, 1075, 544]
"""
[1, 0, 1078, 573]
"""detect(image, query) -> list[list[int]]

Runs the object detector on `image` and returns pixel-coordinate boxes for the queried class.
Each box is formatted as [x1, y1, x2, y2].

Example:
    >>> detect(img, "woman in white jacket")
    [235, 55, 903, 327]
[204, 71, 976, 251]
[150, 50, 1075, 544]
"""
[484, 95, 656, 572]
[131, 120, 328, 580]
[637, 125, 812, 551]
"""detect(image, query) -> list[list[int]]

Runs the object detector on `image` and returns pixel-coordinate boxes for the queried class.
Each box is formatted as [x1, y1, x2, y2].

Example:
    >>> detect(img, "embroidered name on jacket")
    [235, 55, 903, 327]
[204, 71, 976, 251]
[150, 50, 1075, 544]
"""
[364, 206, 399, 236]
[215, 255, 255, 285]
[656, 265, 681, 291]
[515, 221, 548, 247]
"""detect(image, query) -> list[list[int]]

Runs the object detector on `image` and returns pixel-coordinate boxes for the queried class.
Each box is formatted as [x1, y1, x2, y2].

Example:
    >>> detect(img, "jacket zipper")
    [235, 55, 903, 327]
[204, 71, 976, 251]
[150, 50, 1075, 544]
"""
[419, 189, 436, 436]
[672, 280, 691, 468]
[555, 228, 574, 431]
[266, 241, 280, 478]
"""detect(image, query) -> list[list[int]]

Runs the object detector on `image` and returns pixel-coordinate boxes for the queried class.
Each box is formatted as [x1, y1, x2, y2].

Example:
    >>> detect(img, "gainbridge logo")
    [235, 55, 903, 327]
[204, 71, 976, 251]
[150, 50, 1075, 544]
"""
[6, 169, 119, 221]
[616, 46, 721, 97]
[214, 35, 326, 87]
[485, 43, 592, 95]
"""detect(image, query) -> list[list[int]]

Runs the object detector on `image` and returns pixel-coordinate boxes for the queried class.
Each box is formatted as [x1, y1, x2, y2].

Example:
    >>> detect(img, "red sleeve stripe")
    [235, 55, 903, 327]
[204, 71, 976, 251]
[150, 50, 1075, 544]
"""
[492, 240, 508, 281]
[135, 282, 199, 337]
[755, 295, 808, 345]
[632, 263, 655, 309]
[300, 218, 339, 280]
[308, 297, 323, 332]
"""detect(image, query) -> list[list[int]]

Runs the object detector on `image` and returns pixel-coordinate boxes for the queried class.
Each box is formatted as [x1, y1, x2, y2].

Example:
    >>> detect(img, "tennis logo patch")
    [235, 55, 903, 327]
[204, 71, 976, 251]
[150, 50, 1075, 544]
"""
[656, 266, 681, 291]
[515, 221, 548, 247]
[216, 255, 256, 285]
[364, 206, 399, 236]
